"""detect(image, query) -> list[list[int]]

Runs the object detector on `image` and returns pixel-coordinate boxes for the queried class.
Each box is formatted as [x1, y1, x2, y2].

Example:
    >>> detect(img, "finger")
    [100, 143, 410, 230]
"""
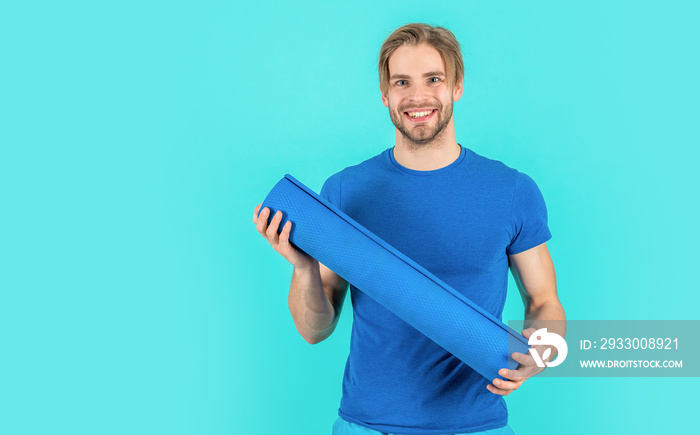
[486, 383, 513, 396]
[510, 365, 542, 379]
[256, 207, 270, 235]
[505, 361, 543, 380]
[253, 203, 262, 222]
[279, 220, 292, 248]
[498, 368, 527, 383]
[492, 377, 523, 392]
[512, 351, 536, 366]
[521, 328, 537, 339]
[266, 210, 283, 244]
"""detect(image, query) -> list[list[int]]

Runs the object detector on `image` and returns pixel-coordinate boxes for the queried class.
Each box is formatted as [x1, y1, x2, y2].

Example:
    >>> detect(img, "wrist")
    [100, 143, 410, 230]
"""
[293, 257, 319, 273]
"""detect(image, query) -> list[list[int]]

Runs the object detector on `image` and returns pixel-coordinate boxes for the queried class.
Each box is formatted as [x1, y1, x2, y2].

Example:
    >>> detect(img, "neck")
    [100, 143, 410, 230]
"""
[393, 121, 461, 171]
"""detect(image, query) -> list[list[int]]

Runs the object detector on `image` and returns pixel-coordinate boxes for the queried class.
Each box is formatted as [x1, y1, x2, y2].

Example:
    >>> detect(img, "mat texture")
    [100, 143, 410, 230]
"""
[260, 174, 530, 380]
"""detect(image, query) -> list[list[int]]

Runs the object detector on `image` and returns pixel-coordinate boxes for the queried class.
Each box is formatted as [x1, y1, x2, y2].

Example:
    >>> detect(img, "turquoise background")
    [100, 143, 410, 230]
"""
[1, 1, 698, 434]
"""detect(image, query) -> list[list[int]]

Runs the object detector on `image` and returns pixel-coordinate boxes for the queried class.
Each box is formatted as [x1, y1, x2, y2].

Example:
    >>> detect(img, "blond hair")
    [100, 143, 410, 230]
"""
[378, 23, 464, 95]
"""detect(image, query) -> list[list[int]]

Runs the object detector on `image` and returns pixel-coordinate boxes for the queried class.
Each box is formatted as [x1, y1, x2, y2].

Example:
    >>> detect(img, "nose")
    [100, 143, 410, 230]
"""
[407, 81, 431, 102]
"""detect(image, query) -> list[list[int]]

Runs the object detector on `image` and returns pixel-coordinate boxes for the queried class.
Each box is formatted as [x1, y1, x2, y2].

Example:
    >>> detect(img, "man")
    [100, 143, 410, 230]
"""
[254, 23, 565, 435]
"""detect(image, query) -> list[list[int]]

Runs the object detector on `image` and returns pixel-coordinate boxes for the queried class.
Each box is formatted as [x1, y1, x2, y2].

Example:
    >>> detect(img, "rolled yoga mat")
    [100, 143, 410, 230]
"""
[260, 174, 531, 381]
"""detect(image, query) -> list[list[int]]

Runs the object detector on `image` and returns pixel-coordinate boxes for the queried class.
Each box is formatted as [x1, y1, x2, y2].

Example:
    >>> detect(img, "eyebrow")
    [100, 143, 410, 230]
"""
[390, 71, 446, 80]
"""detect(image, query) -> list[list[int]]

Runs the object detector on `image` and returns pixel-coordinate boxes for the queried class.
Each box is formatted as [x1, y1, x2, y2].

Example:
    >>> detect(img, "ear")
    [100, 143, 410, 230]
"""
[452, 78, 464, 102]
[380, 84, 389, 107]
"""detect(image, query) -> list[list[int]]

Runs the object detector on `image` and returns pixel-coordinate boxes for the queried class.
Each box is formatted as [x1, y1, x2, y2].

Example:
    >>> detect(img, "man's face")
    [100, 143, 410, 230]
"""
[381, 43, 463, 146]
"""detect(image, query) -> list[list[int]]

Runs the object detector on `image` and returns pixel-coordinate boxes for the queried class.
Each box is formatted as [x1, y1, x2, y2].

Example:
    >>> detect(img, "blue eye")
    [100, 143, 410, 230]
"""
[397, 80, 407, 86]
[429, 77, 440, 83]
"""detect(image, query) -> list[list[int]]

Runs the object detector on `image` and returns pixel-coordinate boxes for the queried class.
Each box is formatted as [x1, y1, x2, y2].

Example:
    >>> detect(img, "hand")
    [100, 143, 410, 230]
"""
[486, 328, 547, 396]
[253, 203, 316, 269]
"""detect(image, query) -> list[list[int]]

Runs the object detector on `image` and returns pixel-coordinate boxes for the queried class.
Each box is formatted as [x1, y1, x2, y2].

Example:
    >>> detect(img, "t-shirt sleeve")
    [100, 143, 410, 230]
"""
[506, 171, 552, 255]
[319, 171, 342, 209]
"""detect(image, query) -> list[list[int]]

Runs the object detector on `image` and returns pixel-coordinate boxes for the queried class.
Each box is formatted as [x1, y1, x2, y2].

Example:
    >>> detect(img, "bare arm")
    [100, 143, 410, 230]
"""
[487, 242, 566, 396]
[254, 204, 348, 344]
[288, 261, 349, 344]
[510, 242, 566, 336]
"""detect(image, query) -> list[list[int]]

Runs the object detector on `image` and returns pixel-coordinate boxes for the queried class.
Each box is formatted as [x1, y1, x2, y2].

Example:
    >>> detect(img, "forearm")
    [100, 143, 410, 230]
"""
[524, 298, 567, 338]
[288, 261, 337, 344]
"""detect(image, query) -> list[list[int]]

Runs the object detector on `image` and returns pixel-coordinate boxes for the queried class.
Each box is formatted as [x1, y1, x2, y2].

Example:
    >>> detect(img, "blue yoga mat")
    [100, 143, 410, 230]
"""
[260, 174, 530, 380]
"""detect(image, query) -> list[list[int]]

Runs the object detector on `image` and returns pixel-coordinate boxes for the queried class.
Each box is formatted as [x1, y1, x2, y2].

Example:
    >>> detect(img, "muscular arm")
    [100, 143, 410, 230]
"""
[509, 242, 566, 337]
[254, 204, 349, 344]
[487, 242, 566, 396]
[288, 261, 349, 344]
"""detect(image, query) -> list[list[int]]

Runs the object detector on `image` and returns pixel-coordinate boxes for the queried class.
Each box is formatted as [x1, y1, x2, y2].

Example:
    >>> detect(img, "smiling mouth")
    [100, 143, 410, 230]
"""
[404, 109, 437, 122]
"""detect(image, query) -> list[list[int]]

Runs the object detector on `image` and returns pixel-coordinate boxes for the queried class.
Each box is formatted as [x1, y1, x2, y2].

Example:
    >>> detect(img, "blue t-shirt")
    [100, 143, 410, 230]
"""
[320, 145, 551, 434]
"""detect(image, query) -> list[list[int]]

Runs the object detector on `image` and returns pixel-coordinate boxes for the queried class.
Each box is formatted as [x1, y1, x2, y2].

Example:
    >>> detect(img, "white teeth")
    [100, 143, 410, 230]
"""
[408, 110, 432, 118]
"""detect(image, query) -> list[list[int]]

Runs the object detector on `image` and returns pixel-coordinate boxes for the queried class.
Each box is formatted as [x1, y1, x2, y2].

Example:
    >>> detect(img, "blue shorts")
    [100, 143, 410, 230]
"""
[332, 417, 515, 435]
